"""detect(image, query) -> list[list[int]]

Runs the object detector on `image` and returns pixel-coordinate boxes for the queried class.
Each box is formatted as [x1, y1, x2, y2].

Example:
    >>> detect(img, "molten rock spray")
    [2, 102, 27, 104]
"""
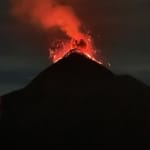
[11, 0, 102, 64]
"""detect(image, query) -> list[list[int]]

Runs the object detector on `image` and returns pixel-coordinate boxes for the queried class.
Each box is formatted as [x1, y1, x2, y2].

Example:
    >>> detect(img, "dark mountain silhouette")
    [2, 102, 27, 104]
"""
[0, 51, 150, 148]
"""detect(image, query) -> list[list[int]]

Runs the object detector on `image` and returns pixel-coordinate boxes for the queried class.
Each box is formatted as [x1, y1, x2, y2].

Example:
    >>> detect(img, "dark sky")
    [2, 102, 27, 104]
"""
[0, 0, 150, 95]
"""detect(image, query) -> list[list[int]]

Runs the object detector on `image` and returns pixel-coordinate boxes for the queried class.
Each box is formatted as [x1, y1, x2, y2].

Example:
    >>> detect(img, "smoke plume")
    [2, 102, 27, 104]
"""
[11, 0, 82, 39]
[11, 0, 103, 64]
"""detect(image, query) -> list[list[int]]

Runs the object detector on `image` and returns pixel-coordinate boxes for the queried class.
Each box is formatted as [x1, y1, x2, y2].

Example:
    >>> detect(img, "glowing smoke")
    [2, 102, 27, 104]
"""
[11, 0, 102, 64]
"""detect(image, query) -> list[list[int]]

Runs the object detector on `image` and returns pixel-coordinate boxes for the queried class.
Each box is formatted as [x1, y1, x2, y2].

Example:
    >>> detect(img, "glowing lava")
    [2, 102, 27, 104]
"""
[49, 34, 102, 64]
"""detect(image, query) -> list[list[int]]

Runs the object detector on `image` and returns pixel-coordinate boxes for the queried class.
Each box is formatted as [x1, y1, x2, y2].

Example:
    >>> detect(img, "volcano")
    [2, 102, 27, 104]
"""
[1, 51, 150, 148]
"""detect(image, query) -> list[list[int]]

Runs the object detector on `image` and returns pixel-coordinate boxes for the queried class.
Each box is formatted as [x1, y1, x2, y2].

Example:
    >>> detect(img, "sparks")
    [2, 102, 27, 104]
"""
[49, 34, 103, 64]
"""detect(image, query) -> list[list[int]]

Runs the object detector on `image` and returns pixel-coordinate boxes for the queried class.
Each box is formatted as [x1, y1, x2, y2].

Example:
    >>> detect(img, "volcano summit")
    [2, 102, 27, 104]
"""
[0, 51, 150, 148]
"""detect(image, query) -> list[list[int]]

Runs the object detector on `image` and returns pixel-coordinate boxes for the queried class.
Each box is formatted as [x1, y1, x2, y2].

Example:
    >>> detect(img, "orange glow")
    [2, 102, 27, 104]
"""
[49, 36, 102, 64]
[12, 0, 102, 64]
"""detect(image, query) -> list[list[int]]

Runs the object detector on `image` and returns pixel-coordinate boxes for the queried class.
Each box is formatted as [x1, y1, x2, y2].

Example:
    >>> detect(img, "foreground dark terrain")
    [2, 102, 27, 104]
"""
[0, 52, 150, 148]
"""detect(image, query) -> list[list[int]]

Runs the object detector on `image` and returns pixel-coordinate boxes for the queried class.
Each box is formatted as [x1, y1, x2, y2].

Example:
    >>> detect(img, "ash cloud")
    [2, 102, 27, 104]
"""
[11, 0, 82, 39]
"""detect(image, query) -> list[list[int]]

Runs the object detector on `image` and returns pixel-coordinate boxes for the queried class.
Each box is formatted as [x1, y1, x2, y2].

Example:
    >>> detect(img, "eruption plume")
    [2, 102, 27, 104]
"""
[11, 0, 102, 64]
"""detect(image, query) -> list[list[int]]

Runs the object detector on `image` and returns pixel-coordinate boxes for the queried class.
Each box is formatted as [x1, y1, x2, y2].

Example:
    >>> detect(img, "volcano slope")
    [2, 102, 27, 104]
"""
[0, 52, 150, 148]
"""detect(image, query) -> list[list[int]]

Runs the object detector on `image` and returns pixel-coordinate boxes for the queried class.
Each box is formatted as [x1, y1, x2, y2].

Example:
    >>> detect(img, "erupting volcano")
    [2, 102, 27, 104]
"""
[1, 0, 150, 147]
[11, 0, 102, 64]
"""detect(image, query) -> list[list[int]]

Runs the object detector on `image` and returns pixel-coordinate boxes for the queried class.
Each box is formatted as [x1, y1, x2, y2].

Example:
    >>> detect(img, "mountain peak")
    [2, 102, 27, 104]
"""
[48, 50, 113, 77]
[24, 50, 114, 92]
[56, 49, 101, 64]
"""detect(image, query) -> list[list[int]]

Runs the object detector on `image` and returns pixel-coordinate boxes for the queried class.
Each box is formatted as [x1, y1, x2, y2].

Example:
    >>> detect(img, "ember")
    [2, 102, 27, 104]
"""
[49, 36, 102, 64]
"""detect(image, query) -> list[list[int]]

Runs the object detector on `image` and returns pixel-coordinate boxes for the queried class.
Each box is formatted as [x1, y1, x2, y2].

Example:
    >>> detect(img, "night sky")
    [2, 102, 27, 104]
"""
[0, 0, 150, 95]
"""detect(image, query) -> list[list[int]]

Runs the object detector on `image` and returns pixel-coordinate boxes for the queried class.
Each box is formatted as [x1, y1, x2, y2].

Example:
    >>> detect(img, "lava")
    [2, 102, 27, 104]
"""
[11, 0, 102, 64]
[49, 36, 102, 64]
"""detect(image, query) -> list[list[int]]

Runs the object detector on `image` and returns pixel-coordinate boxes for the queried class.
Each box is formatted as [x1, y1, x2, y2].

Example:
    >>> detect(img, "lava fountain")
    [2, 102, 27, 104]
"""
[49, 35, 102, 64]
[11, 0, 102, 64]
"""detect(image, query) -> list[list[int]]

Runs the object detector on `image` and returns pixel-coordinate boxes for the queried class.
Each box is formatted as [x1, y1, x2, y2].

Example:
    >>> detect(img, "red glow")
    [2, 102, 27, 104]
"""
[49, 35, 102, 64]
[12, 0, 102, 64]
